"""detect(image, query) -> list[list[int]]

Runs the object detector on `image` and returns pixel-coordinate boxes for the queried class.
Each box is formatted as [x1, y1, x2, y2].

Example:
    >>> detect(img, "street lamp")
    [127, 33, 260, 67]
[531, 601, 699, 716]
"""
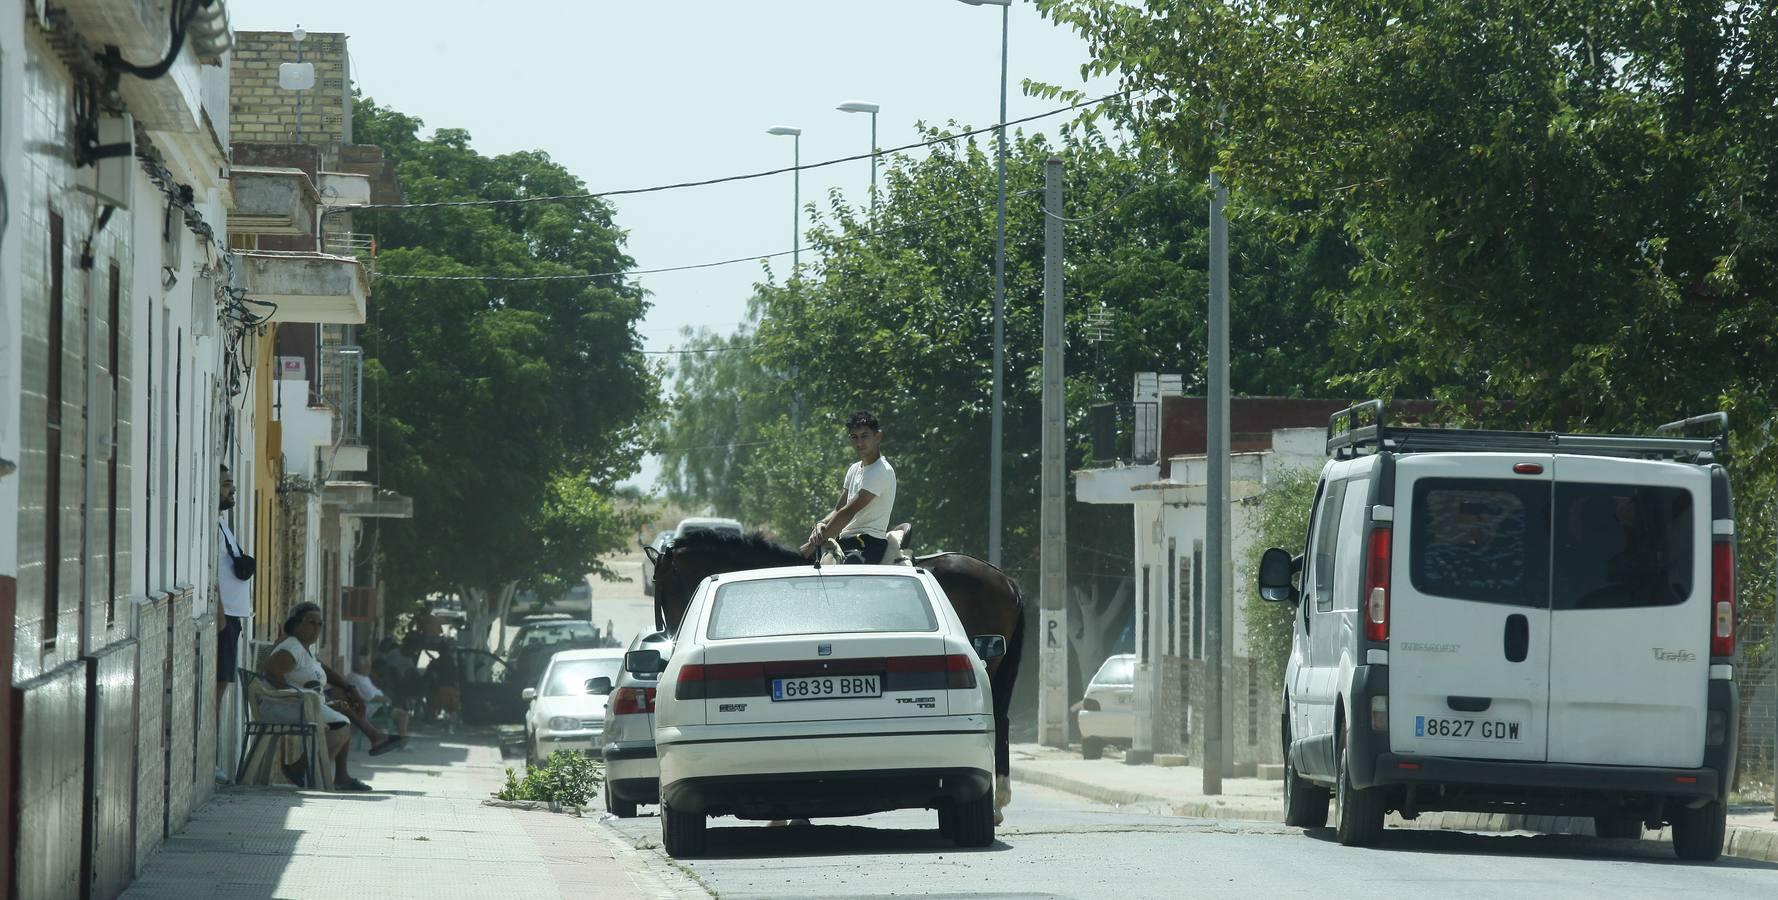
[957, 0, 1011, 567]
[766, 126, 803, 272]
[836, 101, 881, 211]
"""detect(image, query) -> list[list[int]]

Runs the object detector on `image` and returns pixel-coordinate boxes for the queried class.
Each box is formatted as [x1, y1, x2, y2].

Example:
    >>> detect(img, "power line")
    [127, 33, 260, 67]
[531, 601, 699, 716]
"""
[335, 89, 1141, 216]
[641, 345, 758, 356]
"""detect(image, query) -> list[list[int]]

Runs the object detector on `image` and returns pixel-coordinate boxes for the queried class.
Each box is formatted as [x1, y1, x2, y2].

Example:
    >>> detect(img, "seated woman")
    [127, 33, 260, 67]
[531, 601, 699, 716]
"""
[263, 603, 406, 791]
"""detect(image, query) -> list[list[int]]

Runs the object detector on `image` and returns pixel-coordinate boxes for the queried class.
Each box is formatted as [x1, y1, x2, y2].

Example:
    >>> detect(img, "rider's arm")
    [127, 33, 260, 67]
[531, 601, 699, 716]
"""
[820, 489, 878, 540]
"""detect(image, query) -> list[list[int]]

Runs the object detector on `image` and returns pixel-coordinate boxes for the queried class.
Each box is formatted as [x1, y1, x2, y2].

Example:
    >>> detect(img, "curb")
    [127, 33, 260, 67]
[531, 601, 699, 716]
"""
[1009, 764, 1778, 864]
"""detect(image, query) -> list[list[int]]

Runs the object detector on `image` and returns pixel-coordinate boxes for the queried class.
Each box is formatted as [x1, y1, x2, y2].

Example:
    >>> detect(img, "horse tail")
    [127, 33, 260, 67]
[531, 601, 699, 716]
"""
[990, 575, 1028, 779]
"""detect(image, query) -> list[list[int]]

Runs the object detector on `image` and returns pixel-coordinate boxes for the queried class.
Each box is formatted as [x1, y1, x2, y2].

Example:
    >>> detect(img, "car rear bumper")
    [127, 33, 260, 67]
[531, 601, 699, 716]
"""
[604, 741, 659, 785]
[662, 767, 993, 819]
[1078, 709, 1133, 740]
[1372, 753, 1721, 800]
[608, 775, 659, 804]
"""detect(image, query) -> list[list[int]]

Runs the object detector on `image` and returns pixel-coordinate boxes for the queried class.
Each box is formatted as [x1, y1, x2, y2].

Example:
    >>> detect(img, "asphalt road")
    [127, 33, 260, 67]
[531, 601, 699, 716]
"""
[602, 783, 1778, 899]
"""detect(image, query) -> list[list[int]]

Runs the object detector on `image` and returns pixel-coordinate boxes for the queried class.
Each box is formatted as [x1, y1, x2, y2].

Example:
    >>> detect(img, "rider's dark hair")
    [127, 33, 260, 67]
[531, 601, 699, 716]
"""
[845, 410, 880, 432]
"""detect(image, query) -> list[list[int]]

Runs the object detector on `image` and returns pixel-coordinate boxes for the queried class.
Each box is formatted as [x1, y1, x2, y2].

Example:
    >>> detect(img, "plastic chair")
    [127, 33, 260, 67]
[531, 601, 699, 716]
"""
[235, 668, 330, 789]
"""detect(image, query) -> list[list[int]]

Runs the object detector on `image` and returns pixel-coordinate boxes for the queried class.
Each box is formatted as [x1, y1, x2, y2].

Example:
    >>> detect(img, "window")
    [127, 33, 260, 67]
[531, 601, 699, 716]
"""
[1191, 540, 1204, 659]
[44, 210, 65, 643]
[1552, 483, 1692, 610]
[1310, 479, 1349, 611]
[705, 576, 937, 640]
[106, 262, 120, 625]
[1092, 655, 1135, 686]
[1410, 478, 1550, 607]
[543, 658, 622, 697]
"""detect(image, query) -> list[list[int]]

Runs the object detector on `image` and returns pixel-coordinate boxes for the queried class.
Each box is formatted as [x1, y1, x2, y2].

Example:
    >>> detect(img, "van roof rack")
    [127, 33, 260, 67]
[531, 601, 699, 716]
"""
[1326, 400, 1727, 463]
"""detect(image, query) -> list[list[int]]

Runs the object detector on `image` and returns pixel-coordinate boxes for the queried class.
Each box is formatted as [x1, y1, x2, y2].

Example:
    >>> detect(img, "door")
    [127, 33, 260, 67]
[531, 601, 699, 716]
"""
[1545, 457, 1709, 767]
[1390, 455, 1553, 762]
[1297, 477, 1349, 743]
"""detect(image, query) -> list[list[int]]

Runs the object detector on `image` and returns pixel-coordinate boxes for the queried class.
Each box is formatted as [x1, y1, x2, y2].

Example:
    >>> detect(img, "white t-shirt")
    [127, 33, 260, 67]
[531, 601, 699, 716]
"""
[218, 517, 254, 618]
[838, 456, 896, 539]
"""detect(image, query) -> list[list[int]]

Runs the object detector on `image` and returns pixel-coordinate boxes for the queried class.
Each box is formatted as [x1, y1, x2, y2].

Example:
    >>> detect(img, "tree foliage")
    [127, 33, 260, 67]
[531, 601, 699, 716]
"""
[355, 96, 658, 644]
[1241, 466, 1319, 692]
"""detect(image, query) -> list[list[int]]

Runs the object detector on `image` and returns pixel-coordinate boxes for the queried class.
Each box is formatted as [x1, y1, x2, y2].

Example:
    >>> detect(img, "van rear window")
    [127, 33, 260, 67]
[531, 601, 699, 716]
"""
[1552, 484, 1692, 610]
[1410, 479, 1550, 606]
[705, 576, 939, 639]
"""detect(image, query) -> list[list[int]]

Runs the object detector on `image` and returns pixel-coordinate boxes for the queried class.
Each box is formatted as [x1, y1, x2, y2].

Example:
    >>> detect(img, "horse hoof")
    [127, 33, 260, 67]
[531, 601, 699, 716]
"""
[994, 810, 1005, 826]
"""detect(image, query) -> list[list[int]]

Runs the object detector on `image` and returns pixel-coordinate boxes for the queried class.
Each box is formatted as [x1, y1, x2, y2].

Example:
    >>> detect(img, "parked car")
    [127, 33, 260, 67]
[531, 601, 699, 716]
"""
[602, 629, 674, 818]
[1257, 402, 1739, 859]
[642, 530, 674, 597]
[1077, 653, 1135, 759]
[505, 582, 594, 626]
[522, 647, 627, 768]
[635, 564, 1006, 857]
[510, 618, 604, 691]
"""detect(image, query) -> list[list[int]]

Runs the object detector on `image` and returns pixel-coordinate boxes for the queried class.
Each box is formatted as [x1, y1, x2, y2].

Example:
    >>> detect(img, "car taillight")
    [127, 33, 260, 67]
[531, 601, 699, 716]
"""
[1365, 526, 1392, 642]
[612, 686, 656, 715]
[884, 654, 977, 689]
[1711, 541, 1735, 657]
[945, 654, 977, 690]
[675, 664, 706, 700]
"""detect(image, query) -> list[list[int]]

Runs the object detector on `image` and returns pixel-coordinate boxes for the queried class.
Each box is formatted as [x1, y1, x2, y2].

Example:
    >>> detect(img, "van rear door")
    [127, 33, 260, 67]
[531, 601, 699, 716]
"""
[1389, 455, 1553, 762]
[1544, 457, 1709, 767]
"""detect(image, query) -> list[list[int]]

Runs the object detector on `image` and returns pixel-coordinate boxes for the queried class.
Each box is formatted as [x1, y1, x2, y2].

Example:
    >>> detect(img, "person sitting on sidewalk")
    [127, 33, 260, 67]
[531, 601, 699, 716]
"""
[263, 603, 405, 790]
[348, 654, 411, 740]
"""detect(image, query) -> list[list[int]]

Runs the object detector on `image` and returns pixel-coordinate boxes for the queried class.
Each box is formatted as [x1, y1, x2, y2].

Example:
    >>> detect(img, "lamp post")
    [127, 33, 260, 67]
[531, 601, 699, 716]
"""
[836, 101, 881, 211]
[958, 0, 1010, 567]
[766, 126, 803, 271]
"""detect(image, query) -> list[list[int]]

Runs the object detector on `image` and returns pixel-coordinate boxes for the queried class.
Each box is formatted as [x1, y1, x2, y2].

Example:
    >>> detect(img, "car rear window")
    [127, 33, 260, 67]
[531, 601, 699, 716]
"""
[1094, 656, 1134, 686]
[544, 658, 621, 696]
[1410, 478, 1550, 607]
[705, 576, 939, 639]
[1552, 483, 1693, 610]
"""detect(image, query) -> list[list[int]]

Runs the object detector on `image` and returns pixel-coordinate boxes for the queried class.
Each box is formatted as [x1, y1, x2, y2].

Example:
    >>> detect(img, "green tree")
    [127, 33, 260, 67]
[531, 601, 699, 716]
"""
[1241, 466, 1318, 692]
[355, 96, 658, 647]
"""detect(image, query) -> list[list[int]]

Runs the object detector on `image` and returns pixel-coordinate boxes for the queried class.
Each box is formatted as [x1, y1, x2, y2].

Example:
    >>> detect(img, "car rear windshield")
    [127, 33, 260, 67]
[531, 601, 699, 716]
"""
[1552, 483, 1693, 610]
[705, 576, 939, 640]
[1094, 656, 1134, 686]
[1411, 478, 1550, 607]
[545, 658, 621, 696]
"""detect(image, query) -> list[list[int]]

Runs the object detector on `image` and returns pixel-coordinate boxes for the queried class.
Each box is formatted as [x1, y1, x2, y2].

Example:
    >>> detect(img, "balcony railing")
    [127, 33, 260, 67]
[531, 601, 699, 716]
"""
[1089, 401, 1161, 465]
[321, 231, 377, 273]
[319, 344, 364, 446]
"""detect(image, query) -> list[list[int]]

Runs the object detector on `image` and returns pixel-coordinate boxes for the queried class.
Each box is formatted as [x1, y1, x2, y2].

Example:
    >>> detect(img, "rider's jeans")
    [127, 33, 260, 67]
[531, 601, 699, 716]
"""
[840, 534, 888, 564]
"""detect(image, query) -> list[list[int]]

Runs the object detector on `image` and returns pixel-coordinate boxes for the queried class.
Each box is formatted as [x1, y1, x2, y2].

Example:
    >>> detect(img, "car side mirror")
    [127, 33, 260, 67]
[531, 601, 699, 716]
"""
[625, 649, 664, 675]
[585, 676, 614, 695]
[520, 687, 537, 702]
[1258, 547, 1300, 604]
[971, 634, 1006, 661]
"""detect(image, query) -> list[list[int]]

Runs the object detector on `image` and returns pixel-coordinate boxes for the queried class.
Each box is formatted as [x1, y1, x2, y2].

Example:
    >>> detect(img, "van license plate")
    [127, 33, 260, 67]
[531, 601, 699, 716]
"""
[772, 675, 881, 701]
[1416, 716, 1521, 741]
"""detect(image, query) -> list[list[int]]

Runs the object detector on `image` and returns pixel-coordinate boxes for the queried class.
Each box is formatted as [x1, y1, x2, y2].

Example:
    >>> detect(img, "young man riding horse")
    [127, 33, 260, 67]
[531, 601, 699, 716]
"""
[801, 410, 896, 565]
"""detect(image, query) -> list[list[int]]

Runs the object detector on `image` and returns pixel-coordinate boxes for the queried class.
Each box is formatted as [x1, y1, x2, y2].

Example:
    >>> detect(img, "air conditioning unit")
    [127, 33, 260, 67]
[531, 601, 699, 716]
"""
[278, 357, 307, 380]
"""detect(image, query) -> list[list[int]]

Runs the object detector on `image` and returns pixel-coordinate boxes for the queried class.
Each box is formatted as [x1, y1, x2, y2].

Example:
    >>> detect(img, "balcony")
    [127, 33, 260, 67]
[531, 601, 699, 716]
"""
[237, 251, 368, 324]
[62, 0, 233, 133]
[228, 167, 320, 237]
[321, 232, 376, 275]
[318, 171, 372, 208]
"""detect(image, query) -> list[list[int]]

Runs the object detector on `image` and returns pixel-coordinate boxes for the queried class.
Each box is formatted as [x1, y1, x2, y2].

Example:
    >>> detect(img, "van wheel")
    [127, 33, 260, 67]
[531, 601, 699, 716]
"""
[661, 800, 706, 858]
[1283, 725, 1329, 828]
[1671, 801, 1726, 861]
[1333, 725, 1386, 847]
[1592, 814, 1642, 840]
[949, 789, 996, 848]
[1081, 738, 1105, 760]
[936, 802, 957, 839]
[604, 772, 638, 819]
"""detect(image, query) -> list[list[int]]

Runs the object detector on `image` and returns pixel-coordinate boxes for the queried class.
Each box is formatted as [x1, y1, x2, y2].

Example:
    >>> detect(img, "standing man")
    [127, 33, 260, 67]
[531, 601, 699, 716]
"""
[217, 465, 253, 700]
[803, 411, 897, 564]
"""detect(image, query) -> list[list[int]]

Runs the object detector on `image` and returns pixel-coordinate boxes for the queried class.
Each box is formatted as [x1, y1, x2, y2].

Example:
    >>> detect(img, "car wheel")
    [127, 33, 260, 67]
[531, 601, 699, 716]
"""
[936, 802, 957, 839]
[949, 788, 996, 848]
[605, 771, 638, 819]
[1333, 723, 1386, 847]
[525, 733, 540, 770]
[1593, 814, 1643, 840]
[1282, 723, 1329, 829]
[1081, 738, 1105, 761]
[661, 799, 706, 858]
[1671, 801, 1726, 861]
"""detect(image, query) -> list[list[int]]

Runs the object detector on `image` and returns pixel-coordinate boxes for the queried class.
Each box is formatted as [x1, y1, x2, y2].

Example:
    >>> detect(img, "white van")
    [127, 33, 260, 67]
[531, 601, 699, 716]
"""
[1257, 402, 1740, 860]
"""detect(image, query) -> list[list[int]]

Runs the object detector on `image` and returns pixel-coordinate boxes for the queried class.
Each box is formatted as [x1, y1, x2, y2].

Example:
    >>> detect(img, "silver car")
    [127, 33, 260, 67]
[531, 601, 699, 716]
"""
[601, 630, 672, 818]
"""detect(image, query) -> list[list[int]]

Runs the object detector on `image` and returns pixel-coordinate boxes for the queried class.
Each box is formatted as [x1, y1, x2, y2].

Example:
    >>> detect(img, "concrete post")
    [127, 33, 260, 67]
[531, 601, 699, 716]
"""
[1204, 171, 1230, 794]
[1039, 157, 1069, 747]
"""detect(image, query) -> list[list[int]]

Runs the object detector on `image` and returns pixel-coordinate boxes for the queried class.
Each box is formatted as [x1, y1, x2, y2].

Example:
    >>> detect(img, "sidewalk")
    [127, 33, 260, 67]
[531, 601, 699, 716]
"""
[122, 731, 690, 900]
[1009, 743, 1778, 862]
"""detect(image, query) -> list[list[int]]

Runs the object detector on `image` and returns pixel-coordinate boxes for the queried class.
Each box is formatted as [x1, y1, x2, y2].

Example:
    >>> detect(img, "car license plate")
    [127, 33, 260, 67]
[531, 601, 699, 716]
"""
[1115, 694, 1131, 706]
[1416, 715, 1521, 741]
[772, 675, 881, 701]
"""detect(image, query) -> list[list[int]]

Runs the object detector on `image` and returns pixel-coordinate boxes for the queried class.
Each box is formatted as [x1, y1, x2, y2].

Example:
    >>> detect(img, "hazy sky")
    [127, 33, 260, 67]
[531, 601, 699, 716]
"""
[230, 0, 1117, 491]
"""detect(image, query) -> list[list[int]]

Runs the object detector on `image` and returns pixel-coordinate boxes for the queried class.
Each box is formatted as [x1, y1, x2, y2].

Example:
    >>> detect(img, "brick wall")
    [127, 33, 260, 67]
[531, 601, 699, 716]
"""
[164, 591, 196, 835]
[230, 32, 350, 144]
[191, 612, 217, 810]
[132, 594, 168, 875]
[1156, 655, 1283, 768]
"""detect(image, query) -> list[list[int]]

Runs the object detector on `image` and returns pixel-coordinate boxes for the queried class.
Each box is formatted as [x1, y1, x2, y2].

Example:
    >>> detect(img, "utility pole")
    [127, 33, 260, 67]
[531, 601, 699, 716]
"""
[1203, 170, 1230, 796]
[1039, 157, 1069, 747]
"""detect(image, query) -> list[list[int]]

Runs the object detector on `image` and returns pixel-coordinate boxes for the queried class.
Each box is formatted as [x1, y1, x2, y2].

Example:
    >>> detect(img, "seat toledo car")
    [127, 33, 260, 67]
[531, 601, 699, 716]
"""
[631, 565, 1005, 857]
[522, 647, 626, 768]
[602, 630, 673, 818]
[1077, 653, 1135, 759]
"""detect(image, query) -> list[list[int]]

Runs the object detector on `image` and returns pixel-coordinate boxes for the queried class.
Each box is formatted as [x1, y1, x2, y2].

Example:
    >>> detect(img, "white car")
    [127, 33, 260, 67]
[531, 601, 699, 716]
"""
[521, 647, 627, 768]
[1258, 403, 1739, 860]
[1077, 653, 1135, 759]
[602, 630, 673, 818]
[632, 565, 1005, 857]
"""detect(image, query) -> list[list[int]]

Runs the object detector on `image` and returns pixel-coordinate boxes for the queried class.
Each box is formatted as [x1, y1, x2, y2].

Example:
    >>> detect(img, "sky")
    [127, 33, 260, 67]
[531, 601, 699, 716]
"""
[230, 0, 1118, 492]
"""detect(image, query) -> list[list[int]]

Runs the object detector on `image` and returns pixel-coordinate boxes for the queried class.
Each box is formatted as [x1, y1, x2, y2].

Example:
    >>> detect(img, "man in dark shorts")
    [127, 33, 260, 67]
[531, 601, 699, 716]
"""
[802, 411, 898, 565]
[217, 465, 253, 699]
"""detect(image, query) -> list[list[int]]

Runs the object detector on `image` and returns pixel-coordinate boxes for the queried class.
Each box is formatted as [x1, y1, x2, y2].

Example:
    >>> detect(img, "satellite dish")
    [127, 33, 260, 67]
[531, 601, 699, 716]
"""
[278, 62, 315, 91]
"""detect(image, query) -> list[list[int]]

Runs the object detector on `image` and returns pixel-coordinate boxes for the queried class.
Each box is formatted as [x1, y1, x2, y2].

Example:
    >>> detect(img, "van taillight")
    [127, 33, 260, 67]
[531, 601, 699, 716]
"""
[675, 664, 706, 700]
[1365, 527, 1392, 642]
[612, 686, 656, 715]
[1711, 541, 1735, 657]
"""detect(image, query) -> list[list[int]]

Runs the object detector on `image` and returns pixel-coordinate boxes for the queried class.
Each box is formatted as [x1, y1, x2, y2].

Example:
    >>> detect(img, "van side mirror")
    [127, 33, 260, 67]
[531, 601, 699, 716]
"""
[624, 649, 664, 675]
[585, 676, 614, 695]
[1258, 547, 1300, 604]
[971, 635, 1006, 660]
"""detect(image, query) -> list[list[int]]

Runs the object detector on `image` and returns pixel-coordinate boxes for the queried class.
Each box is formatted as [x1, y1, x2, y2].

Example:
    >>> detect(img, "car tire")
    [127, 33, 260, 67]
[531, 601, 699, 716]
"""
[605, 772, 638, 819]
[1593, 814, 1643, 840]
[1282, 724, 1329, 829]
[936, 802, 957, 840]
[1333, 724, 1386, 847]
[1081, 738, 1105, 761]
[1671, 801, 1726, 861]
[661, 799, 706, 858]
[949, 789, 996, 848]
[525, 733, 541, 770]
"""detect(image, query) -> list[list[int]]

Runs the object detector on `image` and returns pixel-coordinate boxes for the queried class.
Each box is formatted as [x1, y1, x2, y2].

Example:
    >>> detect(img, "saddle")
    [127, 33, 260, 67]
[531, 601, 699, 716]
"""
[821, 522, 916, 566]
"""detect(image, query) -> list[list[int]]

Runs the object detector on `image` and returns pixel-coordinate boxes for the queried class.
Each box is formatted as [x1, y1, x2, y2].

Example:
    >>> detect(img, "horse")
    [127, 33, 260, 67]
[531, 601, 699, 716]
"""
[645, 529, 1027, 823]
